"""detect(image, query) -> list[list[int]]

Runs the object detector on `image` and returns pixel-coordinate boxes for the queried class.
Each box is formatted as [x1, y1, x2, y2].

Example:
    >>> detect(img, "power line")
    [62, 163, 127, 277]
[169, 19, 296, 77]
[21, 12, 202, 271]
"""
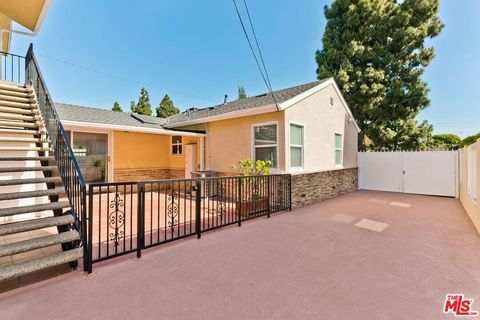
[232, 0, 279, 110]
[36, 53, 211, 101]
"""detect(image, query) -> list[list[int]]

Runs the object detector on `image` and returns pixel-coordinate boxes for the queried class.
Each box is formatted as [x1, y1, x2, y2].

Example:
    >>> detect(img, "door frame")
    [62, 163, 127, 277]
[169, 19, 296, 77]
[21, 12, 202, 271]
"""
[184, 143, 197, 179]
[64, 126, 114, 182]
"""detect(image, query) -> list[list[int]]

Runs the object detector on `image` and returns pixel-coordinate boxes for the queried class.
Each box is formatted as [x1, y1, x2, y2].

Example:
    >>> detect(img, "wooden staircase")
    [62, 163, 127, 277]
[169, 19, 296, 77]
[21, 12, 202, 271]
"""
[0, 81, 82, 283]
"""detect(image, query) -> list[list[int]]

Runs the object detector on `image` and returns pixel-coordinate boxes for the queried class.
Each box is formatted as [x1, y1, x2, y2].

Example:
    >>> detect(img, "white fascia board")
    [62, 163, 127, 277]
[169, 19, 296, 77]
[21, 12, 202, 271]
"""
[278, 78, 361, 132]
[165, 103, 278, 128]
[34, 0, 52, 32]
[61, 120, 206, 137]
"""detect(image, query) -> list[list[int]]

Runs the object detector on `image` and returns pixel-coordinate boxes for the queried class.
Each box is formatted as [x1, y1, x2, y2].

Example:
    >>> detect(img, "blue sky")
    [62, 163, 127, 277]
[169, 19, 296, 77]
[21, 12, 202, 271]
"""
[10, 0, 480, 137]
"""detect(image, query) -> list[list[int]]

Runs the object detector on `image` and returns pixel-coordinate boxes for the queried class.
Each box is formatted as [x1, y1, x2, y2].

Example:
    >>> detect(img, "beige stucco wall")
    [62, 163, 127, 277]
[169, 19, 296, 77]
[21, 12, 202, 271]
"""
[283, 83, 358, 172]
[205, 112, 285, 174]
[459, 139, 480, 234]
[114, 131, 200, 171]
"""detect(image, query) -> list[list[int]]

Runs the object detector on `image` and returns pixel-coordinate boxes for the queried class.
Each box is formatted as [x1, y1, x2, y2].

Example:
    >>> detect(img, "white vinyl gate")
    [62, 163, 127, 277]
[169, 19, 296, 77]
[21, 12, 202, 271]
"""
[358, 151, 458, 197]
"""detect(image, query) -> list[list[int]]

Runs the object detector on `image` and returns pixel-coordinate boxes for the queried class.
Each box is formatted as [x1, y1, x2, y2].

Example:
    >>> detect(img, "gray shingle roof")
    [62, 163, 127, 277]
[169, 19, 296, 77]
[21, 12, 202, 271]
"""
[163, 80, 327, 127]
[55, 103, 166, 129]
[56, 80, 327, 130]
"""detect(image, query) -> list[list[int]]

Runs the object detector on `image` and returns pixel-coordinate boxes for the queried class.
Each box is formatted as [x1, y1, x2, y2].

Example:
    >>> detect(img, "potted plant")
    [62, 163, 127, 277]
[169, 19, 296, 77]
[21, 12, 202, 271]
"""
[232, 159, 272, 219]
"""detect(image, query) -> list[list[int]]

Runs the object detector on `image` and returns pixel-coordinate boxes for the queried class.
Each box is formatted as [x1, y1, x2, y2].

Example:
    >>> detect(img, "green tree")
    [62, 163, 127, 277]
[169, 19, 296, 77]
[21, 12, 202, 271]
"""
[130, 87, 153, 116]
[431, 134, 462, 150]
[238, 85, 247, 99]
[459, 132, 480, 148]
[315, 0, 443, 151]
[111, 101, 123, 112]
[156, 94, 180, 118]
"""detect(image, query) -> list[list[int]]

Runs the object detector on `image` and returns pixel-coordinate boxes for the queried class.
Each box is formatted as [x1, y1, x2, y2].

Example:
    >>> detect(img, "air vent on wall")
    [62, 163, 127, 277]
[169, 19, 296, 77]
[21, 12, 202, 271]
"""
[330, 97, 334, 106]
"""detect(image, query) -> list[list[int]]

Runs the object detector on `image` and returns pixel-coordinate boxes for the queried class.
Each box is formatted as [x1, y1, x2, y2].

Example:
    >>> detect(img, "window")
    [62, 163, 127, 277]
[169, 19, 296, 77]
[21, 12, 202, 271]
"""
[171, 136, 183, 155]
[335, 133, 343, 166]
[290, 124, 304, 169]
[253, 123, 278, 168]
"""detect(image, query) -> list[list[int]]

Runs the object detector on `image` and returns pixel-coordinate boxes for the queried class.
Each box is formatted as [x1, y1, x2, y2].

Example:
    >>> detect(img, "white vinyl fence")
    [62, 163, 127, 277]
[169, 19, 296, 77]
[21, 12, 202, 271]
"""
[358, 151, 457, 197]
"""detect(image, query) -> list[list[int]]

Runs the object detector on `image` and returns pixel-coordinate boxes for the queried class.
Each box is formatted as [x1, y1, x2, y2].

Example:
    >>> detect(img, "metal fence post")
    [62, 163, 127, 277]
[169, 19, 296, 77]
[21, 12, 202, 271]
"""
[195, 180, 202, 239]
[238, 177, 242, 227]
[289, 175, 292, 211]
[87, 184, 93, 273]
[137, 183, 145, 258]
[267, 176, 271, 218]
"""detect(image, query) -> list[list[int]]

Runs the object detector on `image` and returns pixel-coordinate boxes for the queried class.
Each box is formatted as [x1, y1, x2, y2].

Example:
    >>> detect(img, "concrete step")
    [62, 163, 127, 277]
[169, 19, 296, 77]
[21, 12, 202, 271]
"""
[0, 112, 37, 122]
[0, 215, 74, 236]
[0, 89, 31, 98]
[0, 136, 48, 143]
[0, 156, 54, 162]
[0, 166, 57, 173]
[0, 82, 32, 93]
[0, 106, 36, 115]
[0, 146, 52, 152]
[0, 176, 62, 186]
[0, 100, 35, 109]
[0, 247, 83, 282]
[0, 120, 39, 128]
[0, 128, 42, 135]
[0, 230, 79, 258]
[0, 201, 70, 218]
[0, 187, 65, 201]
[0, 94, 34, 104]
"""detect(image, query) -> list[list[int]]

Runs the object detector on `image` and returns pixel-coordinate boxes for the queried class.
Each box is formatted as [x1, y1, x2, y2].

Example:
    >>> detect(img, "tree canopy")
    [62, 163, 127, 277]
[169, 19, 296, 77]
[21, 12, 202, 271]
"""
[431, 134, 462, 150]
[111, 101, 122, 112]
[130, 87, 153, 116]
[156, 94, 180, 118]
[238, 85, 247, 99]
[315, 0, 443, 151]
[459, 132, 480, 148]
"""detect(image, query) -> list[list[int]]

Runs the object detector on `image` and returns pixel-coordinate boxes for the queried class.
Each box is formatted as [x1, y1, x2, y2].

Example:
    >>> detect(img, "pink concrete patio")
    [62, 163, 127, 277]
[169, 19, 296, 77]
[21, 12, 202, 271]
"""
[1, 190, 480, 320]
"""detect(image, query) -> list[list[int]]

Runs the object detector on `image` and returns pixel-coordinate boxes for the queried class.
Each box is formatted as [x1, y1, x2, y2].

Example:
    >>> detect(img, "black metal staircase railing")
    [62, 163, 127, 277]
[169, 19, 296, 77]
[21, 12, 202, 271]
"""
[24, 44, 89, 270]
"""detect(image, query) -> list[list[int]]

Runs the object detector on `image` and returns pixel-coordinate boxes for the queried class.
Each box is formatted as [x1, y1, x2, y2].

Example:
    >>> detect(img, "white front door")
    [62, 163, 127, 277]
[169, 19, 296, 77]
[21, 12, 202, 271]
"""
[185, 144, 197, 178]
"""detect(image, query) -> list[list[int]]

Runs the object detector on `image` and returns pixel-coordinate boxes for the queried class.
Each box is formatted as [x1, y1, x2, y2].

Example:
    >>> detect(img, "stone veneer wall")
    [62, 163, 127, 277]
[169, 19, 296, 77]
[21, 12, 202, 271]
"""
[291, 168, 358, 208]
[114, 168, 185, 182]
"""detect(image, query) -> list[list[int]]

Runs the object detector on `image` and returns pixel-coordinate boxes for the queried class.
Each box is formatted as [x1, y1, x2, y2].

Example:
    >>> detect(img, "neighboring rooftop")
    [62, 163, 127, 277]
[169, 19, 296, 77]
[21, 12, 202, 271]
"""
[56, 79, 328, 130]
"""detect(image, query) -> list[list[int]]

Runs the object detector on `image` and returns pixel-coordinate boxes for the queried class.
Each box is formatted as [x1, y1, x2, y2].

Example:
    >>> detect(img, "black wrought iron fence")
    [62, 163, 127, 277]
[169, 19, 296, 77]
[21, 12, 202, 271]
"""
[0, 51, 25, 83]
[86, 174, 291, 272]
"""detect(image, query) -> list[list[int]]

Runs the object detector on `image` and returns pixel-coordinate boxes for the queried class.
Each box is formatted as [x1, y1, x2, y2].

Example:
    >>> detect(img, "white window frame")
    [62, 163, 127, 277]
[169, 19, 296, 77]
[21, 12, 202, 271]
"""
[171, 135, 183, 156]
[251, 121, 279, 169]
[289, 121, 305, 172]
[334, 132, 343, 168]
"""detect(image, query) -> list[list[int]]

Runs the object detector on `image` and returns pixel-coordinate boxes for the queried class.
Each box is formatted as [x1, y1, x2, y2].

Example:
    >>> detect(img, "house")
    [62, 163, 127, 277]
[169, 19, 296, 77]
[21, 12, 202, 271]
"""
[57, 78, 360, 183]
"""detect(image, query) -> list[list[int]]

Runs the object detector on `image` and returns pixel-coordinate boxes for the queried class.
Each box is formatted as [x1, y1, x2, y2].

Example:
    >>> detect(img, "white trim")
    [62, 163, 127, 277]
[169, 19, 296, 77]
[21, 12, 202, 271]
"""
[278, 78, 361, 132]
[288, 121, 305, 173]
[166, 104, 277, 128]
[34, 0, 53, 32]
[170, 135, 183, 156]
[251, 121, 279, 170]
[334, 132, 344, 168]
[61, 120, 206, 137]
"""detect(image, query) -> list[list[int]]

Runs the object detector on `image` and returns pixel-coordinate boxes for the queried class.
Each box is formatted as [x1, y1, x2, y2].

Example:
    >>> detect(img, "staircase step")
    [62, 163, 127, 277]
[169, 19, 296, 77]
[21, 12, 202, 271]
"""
[0, 230, 79, 258]
[0, 166, 57, 173]
[0, 112, 37, 122]
[0, 187, 65, 201]
[0, 94, 34, 104]
[0, 89, 31, 98]
[0, 100, 35, 109]
[0, 247, 82, 282]
[0, 215, 74, 236]
[0, 136, 48, 143]
[0, 128, 42, 135]
[0, 82, 31, 93]
[0, 156, 54, 162]
[0, 120, 39, 128]
[0, 106, 36, 115]
[0, 201, 70, 218]
[0, 176, 62, 186]
[0, 146, 52, 152]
